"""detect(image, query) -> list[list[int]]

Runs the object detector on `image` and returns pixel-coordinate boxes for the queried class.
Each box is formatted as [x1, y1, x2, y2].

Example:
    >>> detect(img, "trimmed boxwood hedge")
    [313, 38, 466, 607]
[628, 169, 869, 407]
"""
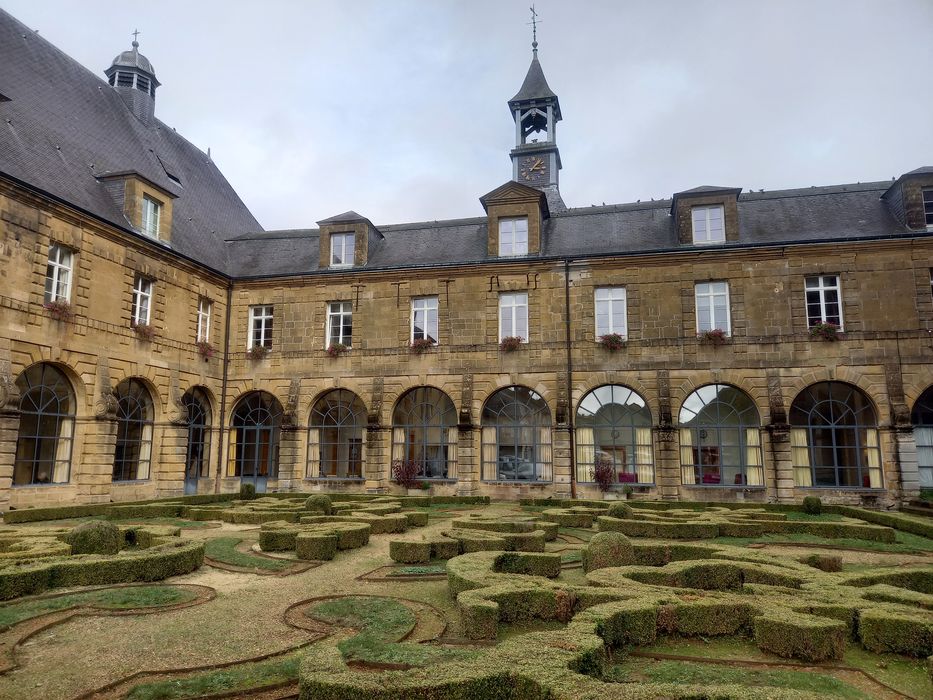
[0, 540, 204, 600]
[492, 552, 561, 578]
[581, 532, 635, 573]
[389, 540, 432, 564]
[64, 521, 122, 555]
[296, 534, 339, 561]
[859, 609, 933, 656]
[754, 614, 847, 661]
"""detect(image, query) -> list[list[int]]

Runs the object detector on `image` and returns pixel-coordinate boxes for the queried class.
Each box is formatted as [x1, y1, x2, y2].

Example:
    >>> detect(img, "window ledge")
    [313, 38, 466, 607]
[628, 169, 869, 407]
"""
[304, 477, 364, 483]
[111, 479, 152, 484]
[481, 479, 553, 485]
[682, 484, 766, 490]
[11, 482, 72, 489]
[793, 486, 885, 493]
[415, 478, 457, 484]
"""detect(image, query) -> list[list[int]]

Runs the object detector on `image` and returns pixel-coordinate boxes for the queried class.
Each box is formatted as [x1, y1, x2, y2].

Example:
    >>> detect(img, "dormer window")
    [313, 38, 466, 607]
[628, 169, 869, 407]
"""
[691, 205, 725, 244]
[499, 217, 528, 256]
[330, 232, 355, 267]
[923, 188, 933, 230]
[141, 195, 161, 239]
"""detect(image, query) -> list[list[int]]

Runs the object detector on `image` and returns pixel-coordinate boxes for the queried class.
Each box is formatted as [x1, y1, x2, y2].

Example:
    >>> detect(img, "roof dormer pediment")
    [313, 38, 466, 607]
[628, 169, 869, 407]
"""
[480, 181, 550, 217]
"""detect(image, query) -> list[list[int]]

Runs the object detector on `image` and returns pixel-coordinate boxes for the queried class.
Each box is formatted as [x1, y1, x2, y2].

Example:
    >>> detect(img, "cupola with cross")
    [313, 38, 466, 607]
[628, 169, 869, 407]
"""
[104, 30, 160, 124]
[509, 10, 564, 212]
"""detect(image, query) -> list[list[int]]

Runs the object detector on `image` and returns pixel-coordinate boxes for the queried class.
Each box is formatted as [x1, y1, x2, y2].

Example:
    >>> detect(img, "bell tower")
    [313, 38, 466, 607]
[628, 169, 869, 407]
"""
[104, 30, 160, 125]
[509, 11, 565, 212]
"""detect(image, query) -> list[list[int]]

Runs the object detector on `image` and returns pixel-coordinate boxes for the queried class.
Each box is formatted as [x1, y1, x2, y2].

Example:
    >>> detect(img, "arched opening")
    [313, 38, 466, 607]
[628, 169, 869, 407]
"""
[391, 387, 457, 480]
[308, 389, 366, 479]
[679, 384, 762, 487]
[113, 378, 154, 481]
[576, 385, 653, 485]
[481, 386, 551, 482]
[14, 363, 75, 485]
[228, 391, 282, 491]
[182, 387, 212, 494]
[789, 382, 881, 488]
[911, 387, 933, 488]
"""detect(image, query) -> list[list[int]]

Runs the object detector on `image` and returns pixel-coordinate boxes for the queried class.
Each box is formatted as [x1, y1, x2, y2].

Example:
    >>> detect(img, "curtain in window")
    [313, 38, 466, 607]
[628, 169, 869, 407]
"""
[575, 427, 595, 482]
[137, 423, 152, 480]
[446, 427, 458, 477]
[745, 428, 763, 486]
[482, 426, 497, 480]
[916, 426, 933, 487]
[679, 429, 695, 484]
[391, 427, 405, 463]
[635, 428, 654, 484]
[307, 428, 320, 477]
[52, 419, 72, 483]
[537, 427, 553, 481]
[864, 428, 882, 488]
[227, 429, 237, 477]
[791, 428, 812, 486]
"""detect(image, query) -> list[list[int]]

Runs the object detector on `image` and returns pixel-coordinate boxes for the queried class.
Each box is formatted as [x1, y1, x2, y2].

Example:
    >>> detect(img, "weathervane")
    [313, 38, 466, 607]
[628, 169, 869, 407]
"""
[528, 5, 541, 56]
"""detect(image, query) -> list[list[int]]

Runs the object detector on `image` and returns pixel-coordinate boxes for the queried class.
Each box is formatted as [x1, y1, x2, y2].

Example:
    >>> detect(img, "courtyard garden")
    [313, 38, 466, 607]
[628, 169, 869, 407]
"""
[0, 492, 929, 699]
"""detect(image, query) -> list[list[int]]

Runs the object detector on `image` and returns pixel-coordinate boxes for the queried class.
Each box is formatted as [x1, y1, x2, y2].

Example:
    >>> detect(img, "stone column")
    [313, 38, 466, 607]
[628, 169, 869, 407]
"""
[0, 410, 19, 512]
[766, 427, 794, 503]
[552, 425, 572, 499]
[365, 425, 388, 493]
[456, 425, 478, 496]
[78, 415, 118, 504]
[895, 428, 920, 502]
[158, 422, 188, 497]
[655, 428, 680, 501]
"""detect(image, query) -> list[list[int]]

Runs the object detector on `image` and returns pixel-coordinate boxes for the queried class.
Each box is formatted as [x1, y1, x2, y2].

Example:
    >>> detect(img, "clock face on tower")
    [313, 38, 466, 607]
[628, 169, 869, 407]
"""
[519, 155, 548, 184]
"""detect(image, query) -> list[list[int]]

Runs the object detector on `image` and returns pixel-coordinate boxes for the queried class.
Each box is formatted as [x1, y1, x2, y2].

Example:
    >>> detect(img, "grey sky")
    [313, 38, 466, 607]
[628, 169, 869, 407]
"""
[4, 0, 932, 231]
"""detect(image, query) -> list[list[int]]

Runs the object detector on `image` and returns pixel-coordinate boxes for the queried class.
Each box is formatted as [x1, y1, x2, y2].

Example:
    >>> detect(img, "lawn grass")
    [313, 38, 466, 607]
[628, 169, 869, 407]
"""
[124, 652, 301, 700]
[560, 550, 582, 563]
[203, 536, 292, 571]
[712, 531, 933, 553]
[387, 564, 447, 576]
[308, 596, 473, 666]
[0, 585, 197, 630]
[784, 512, 843, 522]
[607, 658, 871, 699]
[641, 636, 930, 699]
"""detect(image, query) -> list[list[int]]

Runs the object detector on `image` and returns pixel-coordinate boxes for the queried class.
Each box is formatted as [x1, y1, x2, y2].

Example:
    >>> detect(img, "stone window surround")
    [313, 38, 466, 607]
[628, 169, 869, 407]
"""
[248, 304, 274, 349]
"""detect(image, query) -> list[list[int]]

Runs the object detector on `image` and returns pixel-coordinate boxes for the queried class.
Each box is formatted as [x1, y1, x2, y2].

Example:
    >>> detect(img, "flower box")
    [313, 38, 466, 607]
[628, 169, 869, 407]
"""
[698, 328, 727, 346]
[809, 322, 840, 342]
[598, 333, 626, 352]
[132, 322, 156, 341]
[247, 345, 269, 361]
[196, 341, 215, 360]
[410, 338, 435, 355]
[499, 336, 523, 352]
[326, 343, 349, 358]
[44, 299, 73, 321]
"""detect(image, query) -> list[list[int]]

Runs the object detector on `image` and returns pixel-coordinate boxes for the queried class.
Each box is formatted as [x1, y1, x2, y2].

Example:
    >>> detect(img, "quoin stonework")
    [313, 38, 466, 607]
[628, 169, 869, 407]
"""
[2, 8, 933, 514]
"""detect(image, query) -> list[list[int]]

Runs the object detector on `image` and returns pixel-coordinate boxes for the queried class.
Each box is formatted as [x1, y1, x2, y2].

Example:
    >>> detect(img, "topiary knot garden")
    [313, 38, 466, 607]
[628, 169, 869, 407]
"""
[0, 494, 929, 699]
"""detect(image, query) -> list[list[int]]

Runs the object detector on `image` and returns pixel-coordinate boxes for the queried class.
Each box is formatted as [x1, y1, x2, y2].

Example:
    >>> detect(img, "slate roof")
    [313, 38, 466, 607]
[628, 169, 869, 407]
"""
[509, 54, 559, 105]
[0, 8, 261, 272]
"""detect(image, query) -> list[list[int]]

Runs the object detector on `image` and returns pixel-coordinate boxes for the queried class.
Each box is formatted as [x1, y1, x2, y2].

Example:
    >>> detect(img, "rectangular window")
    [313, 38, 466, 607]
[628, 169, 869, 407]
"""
[805, 275, 843, 329]
[924, 188, 933, 229]
[197, 298, 212, 342]
[249, 305, 273, 348]
[695, 281, 730, 334]
[691, 205, 725, 244]
[499, 292, 529, 341]
[141, 195, 162, 239]
[327, 301, 353, 347]
[131, 275, 152, 326]
[330, 233, 355, 267]
[498, 217, 529, 256]
[594, 287, 627, 337]
[411, 296, 439, 344]
[44, 243, 73, 304]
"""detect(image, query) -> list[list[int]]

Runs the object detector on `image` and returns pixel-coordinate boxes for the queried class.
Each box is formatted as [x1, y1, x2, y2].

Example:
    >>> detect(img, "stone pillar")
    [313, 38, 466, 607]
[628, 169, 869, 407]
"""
[895, 429, 920, 502]
[552, 425, 572, 499]
[766, 427, 794, 503]
[365, 425, 388, 493]
[456, 426, 478, 496]
[158, 422, 188, 497]
[277, 426, 301, 492]
[78, 415, 118, 503]
[656, 427, 680, 501]
[0, 410, 19, 512]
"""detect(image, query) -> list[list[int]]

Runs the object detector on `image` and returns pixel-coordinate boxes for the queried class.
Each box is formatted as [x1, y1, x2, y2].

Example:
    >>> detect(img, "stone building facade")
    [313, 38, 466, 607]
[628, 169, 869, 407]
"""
[2, 10, 933, 512]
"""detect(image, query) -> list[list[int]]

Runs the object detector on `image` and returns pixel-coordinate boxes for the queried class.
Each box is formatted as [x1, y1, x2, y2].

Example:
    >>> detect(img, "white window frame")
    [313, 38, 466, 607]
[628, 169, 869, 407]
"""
[411, 296, 439, 344]
[132, 275, 152, 326]
[330, 233, 355, 268]
[248, 305, 274, 349]
[694, 281, 730, 335]
[197, 298, 212, 342]
[141, 195, 162, 239]
[327, 301, 353, 347]
[691, 205, 725, 244]
[499, 292, 529, 342]
[923, 188, 933, 230]
[594, 287, 627, 338]
[45, 243, 73, 303]
[804, 275, 843, 330]
[498, 217, 529, 257]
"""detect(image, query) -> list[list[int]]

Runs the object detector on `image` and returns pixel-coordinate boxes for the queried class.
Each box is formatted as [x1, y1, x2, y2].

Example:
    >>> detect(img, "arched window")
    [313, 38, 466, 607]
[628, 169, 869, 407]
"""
[182, 388, 212, 486]
[790, 382, 881, 489]
[679, 384, 762, 487]
[228, 392, 282, 485]
[481, 386, 551, 482]
[113, 379, 154, 481]
[911, 387, 933, 488]
[14, 363, 75, 485]
[308, 390, 366, 479]
[392, 388, 457, 480]
[576, 385, 653, 485]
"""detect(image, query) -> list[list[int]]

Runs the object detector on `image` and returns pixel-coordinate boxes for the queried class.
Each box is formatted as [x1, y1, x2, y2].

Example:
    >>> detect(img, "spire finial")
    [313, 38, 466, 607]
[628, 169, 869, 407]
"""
[131, 28, 140, 49]
[528, 5, 540, 56]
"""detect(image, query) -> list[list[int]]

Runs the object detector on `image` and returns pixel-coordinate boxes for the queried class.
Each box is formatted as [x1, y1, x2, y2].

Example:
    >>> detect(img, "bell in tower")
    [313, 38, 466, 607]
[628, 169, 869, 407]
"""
[509, 12, 565, 212]
[104, 30, 160, 125]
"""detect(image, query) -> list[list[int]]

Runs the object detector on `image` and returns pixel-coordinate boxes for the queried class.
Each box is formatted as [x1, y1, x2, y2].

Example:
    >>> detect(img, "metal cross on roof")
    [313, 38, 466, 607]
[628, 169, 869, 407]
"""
[528, 5, 541, 54]
[131, 28, 140, 46]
